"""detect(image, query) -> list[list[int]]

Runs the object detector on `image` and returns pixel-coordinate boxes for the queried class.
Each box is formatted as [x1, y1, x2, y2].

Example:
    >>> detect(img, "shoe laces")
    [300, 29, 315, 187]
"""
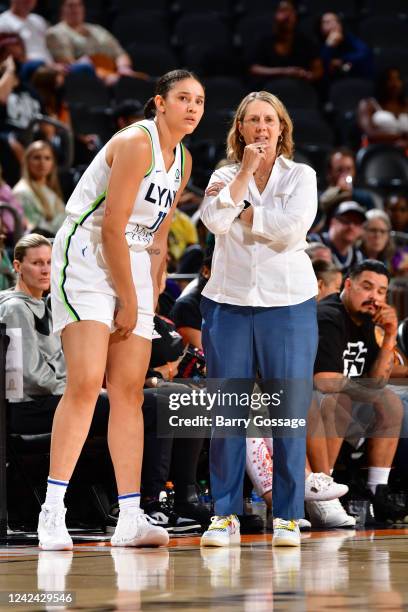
[116, 510, 149, 540]
[274, 518, 298, 532]
[43, 507, 66, 529]
[308, 472, 333, 492]
[208, 515, 235, 532]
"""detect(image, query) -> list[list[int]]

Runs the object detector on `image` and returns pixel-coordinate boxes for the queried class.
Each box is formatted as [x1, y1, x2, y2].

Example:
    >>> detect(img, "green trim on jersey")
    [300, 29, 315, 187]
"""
[134, 124, 155, 177]
[180, 142, 186, 178]
[113, 121, 155, 178]
[59, 191, 106, 322]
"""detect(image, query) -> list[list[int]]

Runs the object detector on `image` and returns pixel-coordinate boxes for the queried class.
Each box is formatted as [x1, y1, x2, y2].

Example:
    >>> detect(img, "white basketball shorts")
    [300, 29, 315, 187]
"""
[51, 219, 154, 340]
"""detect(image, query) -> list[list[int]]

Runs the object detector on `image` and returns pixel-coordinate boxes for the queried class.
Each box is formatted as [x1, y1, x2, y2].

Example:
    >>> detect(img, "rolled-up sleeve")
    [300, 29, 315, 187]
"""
[200, 166, 245, 235]
[200, 186, 245, 235]
[251, 166, 317, 247]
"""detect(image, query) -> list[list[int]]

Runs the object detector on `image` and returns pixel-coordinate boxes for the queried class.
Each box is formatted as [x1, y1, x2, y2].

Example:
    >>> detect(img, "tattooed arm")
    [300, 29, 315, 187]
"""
[369, 303, 398, 386]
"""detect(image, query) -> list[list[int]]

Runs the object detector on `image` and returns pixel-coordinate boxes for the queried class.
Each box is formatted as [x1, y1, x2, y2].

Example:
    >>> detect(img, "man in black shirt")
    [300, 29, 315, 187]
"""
[308, 260, 405, 526]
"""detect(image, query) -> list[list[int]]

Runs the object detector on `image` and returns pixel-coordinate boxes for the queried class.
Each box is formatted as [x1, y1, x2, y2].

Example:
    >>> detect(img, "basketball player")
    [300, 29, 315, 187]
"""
[38, 70, 205, 550]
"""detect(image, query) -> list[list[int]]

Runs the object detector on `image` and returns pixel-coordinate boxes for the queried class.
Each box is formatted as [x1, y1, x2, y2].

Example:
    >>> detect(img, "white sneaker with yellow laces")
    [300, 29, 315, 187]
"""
[272, 518, 301, 547]
[200, 515, 240, 547]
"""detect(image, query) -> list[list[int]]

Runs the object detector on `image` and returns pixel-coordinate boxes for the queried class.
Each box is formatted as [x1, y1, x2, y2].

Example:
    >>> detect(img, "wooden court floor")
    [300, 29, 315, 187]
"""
[0, 528, 408, 611]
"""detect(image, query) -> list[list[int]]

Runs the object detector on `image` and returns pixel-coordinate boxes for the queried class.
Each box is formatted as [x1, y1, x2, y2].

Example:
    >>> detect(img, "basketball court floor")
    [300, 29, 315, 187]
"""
[0, 527, 407, 611]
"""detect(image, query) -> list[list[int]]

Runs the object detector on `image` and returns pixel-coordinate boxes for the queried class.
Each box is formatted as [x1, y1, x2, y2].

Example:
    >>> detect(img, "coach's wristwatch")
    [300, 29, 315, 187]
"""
[237, 200, 251, 220]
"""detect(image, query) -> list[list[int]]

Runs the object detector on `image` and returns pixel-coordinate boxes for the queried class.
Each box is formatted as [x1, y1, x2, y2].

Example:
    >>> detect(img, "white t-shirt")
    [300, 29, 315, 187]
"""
[0, 10, 52, 63]
[200, 156, 318, 307]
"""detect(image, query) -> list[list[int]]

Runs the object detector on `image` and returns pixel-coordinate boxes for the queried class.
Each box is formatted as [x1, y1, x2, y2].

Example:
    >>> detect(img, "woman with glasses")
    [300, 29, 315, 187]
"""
[200, 91, 318, 548]
[361, 210, 394, 267]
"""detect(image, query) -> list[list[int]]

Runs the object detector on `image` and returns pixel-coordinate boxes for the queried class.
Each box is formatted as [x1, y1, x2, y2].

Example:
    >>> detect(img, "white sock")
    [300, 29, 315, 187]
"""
[367, 467, 391, 495]
[44, 476, 69, 508]
[118, 492, 141, 512]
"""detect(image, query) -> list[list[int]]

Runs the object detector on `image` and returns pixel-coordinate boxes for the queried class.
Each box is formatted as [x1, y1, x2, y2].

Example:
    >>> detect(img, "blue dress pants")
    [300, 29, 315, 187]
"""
[201, 296, 318, 519]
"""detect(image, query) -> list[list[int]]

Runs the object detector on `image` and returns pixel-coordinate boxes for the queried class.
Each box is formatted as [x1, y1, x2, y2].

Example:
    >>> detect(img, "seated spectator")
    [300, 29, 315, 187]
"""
[308, 260, 405, 526]
[313, 259, 342, 301]
[177, 184, 203, 216]
[141, 307, 209, 532]
[12, 140, 65, 235]
[305, 241, 333, 263]
[0, 161, 26, 243]
[0, 217, 15, 289]
[46, 0, 148, 85]
[170, 254, 212, 350]
[112, 99, 143, 132]
[168, 209, 199, 271]
[246, 433, 350, 531]
[309, 201, 366, 275]
[0, 45, 43, 173]
[30, 65, 69, 126]
[0, 233, 110, 435]
[319, 148, 376, 219]
[249, 0, 323, 84]
[317, 12, 373, 82]
[0, 0, 53, 66]
[360, 210, 394, 266]
[358, 67, 408, 150]
[385, 193, 408, 233]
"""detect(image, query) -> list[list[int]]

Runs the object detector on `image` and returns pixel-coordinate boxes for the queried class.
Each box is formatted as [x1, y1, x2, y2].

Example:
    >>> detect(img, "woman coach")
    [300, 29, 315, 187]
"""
[200, 91, 318, 547]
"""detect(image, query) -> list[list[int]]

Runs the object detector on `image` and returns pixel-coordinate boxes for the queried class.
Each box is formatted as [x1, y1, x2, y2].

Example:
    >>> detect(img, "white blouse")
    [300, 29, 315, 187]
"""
[200, 156, 318, 307]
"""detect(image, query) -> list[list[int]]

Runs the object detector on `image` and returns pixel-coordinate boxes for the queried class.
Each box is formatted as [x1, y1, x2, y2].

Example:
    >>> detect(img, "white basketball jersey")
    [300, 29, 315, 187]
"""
[65, 119, 185, 251]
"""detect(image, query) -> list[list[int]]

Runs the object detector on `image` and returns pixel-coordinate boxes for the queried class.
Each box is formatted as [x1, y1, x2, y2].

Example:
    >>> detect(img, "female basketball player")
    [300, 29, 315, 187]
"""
[38, 70, 205, 550]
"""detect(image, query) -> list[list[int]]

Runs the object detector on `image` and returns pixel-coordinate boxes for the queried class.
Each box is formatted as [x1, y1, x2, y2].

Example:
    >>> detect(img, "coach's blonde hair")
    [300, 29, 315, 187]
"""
[226, 91, 294, 163]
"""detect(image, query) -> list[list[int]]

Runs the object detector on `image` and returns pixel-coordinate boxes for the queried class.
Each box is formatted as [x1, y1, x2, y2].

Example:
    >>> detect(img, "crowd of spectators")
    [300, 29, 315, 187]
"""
[1, 0, 408, 533]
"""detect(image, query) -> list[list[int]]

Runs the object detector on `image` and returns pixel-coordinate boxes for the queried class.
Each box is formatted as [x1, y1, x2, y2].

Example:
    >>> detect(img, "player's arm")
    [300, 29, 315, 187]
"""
[102, 129, 151, 336]
[149, 149, 192, 306]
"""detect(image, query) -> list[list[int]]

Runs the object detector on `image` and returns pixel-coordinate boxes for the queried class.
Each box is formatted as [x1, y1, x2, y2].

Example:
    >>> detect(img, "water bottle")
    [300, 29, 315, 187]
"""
[165, 481, 175, 510]
[198, 480, 213, 511]
[250, 490, 267, 524]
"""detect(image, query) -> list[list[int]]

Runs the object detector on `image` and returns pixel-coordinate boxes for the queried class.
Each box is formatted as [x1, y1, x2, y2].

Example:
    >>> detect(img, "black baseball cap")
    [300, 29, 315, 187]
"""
[333, 201, 366, 221]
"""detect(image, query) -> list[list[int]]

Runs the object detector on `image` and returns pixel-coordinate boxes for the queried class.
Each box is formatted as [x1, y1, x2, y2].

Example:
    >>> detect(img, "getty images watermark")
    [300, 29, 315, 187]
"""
[156, 379, 310, 438]
[156, 377, 408, 439]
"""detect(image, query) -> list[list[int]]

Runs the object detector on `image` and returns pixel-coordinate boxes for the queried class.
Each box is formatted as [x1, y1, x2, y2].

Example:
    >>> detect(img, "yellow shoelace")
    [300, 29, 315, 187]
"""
[275, 519, 297, 532]
[208, 515, 235, 531]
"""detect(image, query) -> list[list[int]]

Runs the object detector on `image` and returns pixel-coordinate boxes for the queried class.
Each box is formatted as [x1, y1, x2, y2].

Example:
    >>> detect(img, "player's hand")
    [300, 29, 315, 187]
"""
[114, 299, 137, 338]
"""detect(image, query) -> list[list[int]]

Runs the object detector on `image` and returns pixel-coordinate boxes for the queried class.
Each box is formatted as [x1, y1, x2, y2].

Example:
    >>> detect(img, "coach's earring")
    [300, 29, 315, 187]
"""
[239, 134, 244, 143]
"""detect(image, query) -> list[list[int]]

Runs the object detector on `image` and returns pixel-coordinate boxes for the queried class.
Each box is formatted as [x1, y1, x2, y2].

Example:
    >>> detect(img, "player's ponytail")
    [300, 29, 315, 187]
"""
[144, 97, 156, 119]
